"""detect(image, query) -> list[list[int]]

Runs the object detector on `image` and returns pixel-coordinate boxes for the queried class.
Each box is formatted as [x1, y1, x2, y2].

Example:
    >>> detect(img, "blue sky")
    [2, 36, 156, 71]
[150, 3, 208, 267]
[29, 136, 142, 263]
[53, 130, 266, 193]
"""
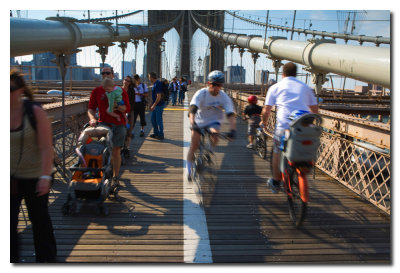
[10, 9, 390, 89]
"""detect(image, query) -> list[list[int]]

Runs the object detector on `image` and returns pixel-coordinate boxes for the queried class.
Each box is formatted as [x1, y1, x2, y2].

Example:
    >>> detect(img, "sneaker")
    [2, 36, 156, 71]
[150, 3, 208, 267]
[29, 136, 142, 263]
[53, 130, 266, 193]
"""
[111, 177, 120, 189]
[246, 143, 253, 149]
[158, 135, 165, 140]
[139, 131, 145, 137]
[267, 178, 281, 194]
[150, 134, 158, 139]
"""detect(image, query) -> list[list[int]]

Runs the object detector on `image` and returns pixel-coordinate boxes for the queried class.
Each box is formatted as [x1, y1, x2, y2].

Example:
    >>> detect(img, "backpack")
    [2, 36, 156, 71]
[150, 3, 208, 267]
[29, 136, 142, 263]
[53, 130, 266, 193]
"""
[162, 82, 169, 102]
[23, 99, 42, 131]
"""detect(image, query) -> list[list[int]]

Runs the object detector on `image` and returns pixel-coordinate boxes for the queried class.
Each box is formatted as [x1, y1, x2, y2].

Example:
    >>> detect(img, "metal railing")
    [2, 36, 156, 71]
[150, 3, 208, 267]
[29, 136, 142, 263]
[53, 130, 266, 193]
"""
[227, 88, 390, 215]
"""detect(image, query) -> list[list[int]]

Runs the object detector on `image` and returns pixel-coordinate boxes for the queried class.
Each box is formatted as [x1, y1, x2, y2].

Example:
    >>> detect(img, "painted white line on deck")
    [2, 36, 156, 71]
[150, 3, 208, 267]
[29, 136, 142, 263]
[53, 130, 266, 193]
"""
[183, 94, 213, 263]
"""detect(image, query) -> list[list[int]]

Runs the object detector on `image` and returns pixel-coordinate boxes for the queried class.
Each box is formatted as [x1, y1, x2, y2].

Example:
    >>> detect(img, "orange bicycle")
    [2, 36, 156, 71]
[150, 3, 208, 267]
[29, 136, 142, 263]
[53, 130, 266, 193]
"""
[279, 112, 322, 227]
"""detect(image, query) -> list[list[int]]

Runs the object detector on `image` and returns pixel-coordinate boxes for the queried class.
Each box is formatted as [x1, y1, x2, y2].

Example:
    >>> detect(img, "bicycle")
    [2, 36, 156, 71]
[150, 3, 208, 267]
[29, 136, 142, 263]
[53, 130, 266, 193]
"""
[278, 112, 322, 227]
[188, 128, 231, 205]
[243, 115, 267, 160]
[255, 127, 268, 159]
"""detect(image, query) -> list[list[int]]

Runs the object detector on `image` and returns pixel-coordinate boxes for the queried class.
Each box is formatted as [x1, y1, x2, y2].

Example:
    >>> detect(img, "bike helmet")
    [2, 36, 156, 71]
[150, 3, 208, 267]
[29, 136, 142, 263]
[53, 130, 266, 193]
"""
[289, 110, 309, 121]
[248, 95, 258, 104]
[207, 70, 225, 84]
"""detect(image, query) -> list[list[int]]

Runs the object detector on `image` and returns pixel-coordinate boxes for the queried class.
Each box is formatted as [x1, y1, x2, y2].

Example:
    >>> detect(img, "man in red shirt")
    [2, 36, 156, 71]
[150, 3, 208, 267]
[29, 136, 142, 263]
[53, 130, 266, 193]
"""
[87, 66, 131, 188]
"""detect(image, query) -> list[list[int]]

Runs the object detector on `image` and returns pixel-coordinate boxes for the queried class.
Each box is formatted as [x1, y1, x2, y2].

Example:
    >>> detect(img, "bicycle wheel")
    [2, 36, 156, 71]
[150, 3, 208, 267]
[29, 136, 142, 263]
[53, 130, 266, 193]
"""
[287, 168, 307, 227]
[256, 132, 267, 159]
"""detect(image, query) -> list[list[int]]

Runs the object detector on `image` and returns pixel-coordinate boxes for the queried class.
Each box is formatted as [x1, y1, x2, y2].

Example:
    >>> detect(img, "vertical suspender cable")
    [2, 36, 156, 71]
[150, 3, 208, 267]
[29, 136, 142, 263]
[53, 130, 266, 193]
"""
[290, 10, 297, 40]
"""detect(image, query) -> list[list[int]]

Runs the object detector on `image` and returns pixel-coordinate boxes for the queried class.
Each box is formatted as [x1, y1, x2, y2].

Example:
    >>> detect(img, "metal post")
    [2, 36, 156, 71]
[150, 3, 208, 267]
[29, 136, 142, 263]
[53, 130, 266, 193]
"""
[115, 10, 119, 36]
[119, 42, 127, 78]
[133, 40, 139, 75]
[55, 53, 71, 178]
[239, 48, 245, 87]
[251, 52, 259, 85]
[96, 46, 108, 68]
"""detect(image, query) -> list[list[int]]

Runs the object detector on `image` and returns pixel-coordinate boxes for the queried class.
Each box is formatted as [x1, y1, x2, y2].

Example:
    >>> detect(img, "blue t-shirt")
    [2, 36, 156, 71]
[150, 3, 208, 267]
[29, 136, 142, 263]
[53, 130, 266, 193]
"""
[151, 80, 165, 107]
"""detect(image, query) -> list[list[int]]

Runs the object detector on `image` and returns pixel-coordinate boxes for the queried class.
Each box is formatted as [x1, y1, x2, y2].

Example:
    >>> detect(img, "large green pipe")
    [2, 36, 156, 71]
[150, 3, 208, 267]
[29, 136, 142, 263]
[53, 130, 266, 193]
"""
[191, 11, 390, 89]
[10, 13, 182, 57]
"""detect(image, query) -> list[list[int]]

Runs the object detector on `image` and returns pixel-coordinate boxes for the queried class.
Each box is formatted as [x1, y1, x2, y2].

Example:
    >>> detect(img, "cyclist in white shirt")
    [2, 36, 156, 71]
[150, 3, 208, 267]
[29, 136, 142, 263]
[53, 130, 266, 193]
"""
[260, 62, 319, 193]
[186, 70, 237, 178]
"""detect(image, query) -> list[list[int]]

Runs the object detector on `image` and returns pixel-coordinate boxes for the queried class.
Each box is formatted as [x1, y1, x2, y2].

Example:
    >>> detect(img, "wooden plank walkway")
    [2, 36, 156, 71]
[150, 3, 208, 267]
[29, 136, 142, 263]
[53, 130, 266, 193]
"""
[17, 87, 390, 263]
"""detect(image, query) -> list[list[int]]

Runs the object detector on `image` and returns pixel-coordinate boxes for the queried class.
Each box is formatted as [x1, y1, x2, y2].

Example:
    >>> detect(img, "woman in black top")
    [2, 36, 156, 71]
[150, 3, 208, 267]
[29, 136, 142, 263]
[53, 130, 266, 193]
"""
[123, 75, 136, 152]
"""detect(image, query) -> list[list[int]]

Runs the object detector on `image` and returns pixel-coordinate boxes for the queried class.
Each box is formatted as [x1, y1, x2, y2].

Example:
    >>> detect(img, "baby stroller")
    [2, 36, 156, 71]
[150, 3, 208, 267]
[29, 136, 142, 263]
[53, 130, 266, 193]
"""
[62, 125, 114, 216]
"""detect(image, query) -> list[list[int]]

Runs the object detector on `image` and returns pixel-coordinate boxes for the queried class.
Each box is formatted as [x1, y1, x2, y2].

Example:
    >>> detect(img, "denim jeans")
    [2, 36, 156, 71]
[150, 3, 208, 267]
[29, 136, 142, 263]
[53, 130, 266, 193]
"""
[151, 105, 164, 137]
[178, 91, 185, 104]
[171, 91, 177, 105]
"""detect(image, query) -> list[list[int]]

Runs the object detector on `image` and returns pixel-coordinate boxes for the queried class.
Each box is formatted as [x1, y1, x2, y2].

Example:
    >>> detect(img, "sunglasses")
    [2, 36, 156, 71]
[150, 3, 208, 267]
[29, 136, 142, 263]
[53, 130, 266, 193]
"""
[212, 83, 222, 87]
[101, 71, 112, 75]
[10, 85, 20, 92]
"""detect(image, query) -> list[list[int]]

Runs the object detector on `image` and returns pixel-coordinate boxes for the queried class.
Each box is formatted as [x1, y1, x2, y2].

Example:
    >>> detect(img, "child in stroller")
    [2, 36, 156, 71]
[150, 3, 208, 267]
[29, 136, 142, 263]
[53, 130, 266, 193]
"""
[62, 125, 117, 216]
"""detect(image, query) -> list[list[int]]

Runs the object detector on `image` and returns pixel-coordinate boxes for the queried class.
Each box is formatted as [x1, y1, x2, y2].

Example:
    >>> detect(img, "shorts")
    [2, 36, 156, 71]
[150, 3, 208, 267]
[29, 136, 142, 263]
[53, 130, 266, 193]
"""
[272, 129, 286, 153]
[100, 123, 127, 147]
[193, 121, 221, 135]
[248, 124, 259, 136]
[112, 125, 127, 147]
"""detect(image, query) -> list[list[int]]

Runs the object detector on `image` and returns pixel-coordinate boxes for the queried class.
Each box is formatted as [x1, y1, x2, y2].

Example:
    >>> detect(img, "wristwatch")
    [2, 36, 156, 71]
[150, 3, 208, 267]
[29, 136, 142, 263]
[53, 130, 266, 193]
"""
[39, 175, 52, 181]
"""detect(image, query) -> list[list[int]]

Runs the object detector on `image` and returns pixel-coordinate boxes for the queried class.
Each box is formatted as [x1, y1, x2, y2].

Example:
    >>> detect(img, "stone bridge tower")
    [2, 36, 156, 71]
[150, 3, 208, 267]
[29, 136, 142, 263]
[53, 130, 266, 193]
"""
[146, 10, 225, 81]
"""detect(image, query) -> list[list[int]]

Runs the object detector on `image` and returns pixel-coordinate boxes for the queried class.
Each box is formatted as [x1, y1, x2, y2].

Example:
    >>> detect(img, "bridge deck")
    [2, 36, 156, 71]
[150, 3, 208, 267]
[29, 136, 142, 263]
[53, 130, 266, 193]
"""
[17, 89, 390, 263]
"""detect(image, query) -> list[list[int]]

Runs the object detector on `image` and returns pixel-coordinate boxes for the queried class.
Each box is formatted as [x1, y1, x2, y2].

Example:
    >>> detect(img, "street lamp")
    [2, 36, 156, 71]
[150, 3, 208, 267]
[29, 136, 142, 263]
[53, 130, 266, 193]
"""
[197, 56, 202, 83]
[159, 38, 166, 78]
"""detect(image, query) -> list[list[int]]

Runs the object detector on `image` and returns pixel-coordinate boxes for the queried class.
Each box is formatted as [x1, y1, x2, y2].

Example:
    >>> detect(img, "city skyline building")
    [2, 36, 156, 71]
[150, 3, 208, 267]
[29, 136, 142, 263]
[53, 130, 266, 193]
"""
[227, 65, 246, 84]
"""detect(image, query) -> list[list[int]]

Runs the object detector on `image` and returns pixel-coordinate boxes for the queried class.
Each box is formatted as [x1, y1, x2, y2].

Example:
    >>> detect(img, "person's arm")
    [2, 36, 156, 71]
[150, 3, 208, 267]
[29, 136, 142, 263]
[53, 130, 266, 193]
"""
[227, 113, 236, 131]
[223, 96, 237, 138]
[33, 106, 54, 196]
[88, 88, 98, 126]
[151, 93, 162, 111]
[188, 105, 197, 126]
[261, 105, 272, 127]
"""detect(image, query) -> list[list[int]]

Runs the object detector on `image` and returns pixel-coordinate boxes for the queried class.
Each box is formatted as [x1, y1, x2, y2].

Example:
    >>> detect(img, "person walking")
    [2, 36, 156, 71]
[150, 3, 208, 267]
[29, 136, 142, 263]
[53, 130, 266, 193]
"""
[148, 72, 165, 140]
[168, 77, 178, 106]
[178, 77, 186, 105]
[122, 75, 136, 155]
[10, 69, 57, 263]
[132, 74, 148, 137]
[87, 66, 131, 187]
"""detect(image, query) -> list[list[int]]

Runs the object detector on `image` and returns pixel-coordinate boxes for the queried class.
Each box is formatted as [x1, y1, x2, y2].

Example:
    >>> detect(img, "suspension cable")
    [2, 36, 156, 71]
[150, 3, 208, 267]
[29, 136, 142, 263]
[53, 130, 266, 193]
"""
[226, 10, 390, 46]
[77, 10, 143, 23]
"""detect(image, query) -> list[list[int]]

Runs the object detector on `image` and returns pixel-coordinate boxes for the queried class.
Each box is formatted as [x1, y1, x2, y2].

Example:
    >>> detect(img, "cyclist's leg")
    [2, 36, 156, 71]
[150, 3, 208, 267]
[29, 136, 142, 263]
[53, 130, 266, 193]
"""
[187, 128, 202, 163]
[187, 128, 202, 177]
[247, 123, 256, 148]
[267, 129, 285, 192]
